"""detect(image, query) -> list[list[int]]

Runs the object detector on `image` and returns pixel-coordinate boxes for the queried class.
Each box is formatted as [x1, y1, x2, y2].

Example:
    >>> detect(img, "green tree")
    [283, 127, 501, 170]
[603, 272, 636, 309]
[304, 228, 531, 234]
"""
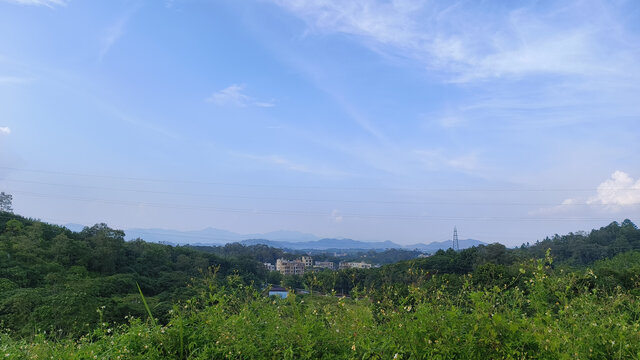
[282, 274, 303, 290]
[0, 192, 12, 213]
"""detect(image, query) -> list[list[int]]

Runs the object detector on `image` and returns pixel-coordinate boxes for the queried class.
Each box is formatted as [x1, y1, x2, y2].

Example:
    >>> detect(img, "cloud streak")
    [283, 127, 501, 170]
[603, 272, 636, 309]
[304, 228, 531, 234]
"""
[414, 149, 481, 173]
[0, 127, 10, 135]
[236, 152, 349, 178]
[2, 0, 67, 7]
[270, 0, 640, 183]
[330, 209, 343, 223]
[0, 76, 31, 84]
[206, 84, 275, 107]
[270, 0, 640, 83]
[100, 5, 140, 61]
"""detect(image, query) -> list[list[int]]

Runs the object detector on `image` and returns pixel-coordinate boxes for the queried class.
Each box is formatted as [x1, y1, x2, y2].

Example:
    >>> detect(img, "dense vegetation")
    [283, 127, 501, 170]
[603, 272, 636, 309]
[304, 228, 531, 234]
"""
[1, 211, 639, 358]
[0, 212, 268, 337]
[309, 248, 423, 265]
[3, 249, 640, 359]
[192, 243, 423, 266]
[190, 243, 288, 264]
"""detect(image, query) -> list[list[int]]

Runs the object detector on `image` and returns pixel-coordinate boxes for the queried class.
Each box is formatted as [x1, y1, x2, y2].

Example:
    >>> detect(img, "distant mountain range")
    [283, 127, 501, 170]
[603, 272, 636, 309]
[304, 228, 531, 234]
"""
[239, 238, 402, 250]
[404, 239, 486, 252]
[64, 223, 485, 252]
[121, 227, 484, 252]
[123, 227, 321, 245]
[240, 238, 484, 252]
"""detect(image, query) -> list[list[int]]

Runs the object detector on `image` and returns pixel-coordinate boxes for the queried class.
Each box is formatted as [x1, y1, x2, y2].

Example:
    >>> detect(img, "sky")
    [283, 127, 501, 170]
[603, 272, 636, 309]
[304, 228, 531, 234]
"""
[1, 0, 639, 246]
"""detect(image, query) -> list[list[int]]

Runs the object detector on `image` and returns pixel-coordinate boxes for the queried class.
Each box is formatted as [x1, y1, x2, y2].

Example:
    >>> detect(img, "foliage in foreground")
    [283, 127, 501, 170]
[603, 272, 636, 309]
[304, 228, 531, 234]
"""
[2, 251, 640, 359]
[0, 213, 267, 337]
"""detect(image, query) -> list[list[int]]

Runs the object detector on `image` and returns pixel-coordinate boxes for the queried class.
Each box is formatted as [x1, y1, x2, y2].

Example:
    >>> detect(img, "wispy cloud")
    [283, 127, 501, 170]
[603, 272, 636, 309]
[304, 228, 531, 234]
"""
[414, 149, 482, 174]
[253, 101, 276, 108]
[2, 0, 67, 7]
[100, 6, 140, 61]
[206, 84, 275, 107]
[111, 109, 180, 141]
[0, 127, 11, 135]
[330, 209, 343, 223]
[436, 116, 464, 129]
[269, 0, 640, 181]
[252, 154, 325, 175]
[0, 76, 30, 84]
[236, 152, 348, 177]
[270, 0, 640, 83]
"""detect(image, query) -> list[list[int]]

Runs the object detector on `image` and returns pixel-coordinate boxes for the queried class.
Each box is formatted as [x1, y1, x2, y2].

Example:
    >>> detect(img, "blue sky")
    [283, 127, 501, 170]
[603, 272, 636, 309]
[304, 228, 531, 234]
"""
[1, 0, 639, 245]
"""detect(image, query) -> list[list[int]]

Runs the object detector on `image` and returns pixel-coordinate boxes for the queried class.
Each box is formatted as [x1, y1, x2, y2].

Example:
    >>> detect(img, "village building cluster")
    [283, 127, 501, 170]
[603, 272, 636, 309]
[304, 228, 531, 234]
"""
[263, 256, 373, 275]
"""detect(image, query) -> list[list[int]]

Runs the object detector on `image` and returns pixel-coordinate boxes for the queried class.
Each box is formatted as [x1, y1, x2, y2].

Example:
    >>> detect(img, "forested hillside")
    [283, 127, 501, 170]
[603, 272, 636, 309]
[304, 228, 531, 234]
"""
[1, 213, 640, 358]
[284, 219, 640, 296]
[0, 212, 267, 337]
[518, 219, 640, 264]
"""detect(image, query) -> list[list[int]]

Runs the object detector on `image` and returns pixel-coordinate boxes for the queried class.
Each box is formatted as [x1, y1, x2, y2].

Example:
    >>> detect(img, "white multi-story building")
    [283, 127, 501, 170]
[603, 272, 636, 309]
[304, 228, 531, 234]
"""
[301, 256, 313, 268]
[276, 258, 305, 275]
[338, 261, 372, 270]
[314, 261, 335, 270]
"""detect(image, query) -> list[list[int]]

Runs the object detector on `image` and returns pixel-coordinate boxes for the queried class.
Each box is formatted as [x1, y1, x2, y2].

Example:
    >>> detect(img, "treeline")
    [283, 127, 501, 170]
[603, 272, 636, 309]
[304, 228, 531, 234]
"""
[4, 246, 640, 358]
[517, 218, 640, 264]
[191, 243, 422, 267]
[309, 248, 423, 265]
[1, 210, 639, 340]
[0, 213, 268, 337]
[189, 243, 291, 264]
[281, 219, 640, 296]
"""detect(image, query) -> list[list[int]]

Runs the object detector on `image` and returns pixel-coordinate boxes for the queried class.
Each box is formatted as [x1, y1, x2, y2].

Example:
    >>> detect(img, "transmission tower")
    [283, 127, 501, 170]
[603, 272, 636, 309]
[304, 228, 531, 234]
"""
[452, 227, 459, 251]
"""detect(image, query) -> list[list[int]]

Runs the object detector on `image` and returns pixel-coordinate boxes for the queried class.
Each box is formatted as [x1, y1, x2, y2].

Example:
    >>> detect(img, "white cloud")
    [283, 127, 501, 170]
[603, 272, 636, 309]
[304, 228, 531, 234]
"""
[0, 76, 30, 84]
[207, 84, 250, 106]
[270, 0, 640, 83]
[270, 0, 640, 166]
[101, 21, 126, 60]
[262, 155, 312, 173]
[100, 7, 139, 61]
[414, 149, 481, 173]
[330, 209, 343, 223]
[2, 0, 66, 7]
[535, 171, 640, 216]
[253, 101, 276, 108]
[437, 116, 463, 128]
[587, 171, 640, 207]
[236, 152, 349, 178]
[0, 127, 10, 135]
[206, 84, 275, 107]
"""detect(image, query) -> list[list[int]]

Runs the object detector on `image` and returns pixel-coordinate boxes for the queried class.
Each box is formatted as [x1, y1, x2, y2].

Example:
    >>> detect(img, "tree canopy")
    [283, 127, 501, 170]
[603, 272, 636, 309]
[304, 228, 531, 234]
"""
[0, 192, 12, 213]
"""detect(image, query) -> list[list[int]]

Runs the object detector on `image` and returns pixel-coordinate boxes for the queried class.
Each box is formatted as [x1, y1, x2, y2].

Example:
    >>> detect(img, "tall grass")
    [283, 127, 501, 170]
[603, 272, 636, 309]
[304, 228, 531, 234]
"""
[2, 255, 639, 359]
[136, 282, 156, 327]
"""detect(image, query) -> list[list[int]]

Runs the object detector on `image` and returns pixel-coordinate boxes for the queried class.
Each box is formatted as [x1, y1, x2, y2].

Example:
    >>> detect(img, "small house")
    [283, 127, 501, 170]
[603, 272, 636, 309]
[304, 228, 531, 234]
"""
[268, 286, 288, 299]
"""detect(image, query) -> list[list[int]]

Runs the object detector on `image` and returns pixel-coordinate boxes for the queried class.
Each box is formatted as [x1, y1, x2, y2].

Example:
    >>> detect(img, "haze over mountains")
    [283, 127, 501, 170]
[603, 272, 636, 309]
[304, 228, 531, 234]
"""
[239, 238, 485, 252]
[66, 223, 485, 251]
[123, 227, 321, 245]
[119, 226, 485, 252]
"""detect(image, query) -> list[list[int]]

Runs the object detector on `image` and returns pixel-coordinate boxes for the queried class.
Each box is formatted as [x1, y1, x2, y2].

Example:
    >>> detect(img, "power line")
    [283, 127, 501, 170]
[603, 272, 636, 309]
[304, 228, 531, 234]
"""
[8, 190, 627, 222]
[0, 179, 620, 206]
[1, 166, 636, 192]
[21, 215, 640, 251]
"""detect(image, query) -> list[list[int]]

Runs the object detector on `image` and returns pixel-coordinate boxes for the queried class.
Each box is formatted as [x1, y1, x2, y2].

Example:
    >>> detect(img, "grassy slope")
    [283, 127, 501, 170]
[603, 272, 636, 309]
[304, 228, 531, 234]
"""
[2, 252, 640, 359]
